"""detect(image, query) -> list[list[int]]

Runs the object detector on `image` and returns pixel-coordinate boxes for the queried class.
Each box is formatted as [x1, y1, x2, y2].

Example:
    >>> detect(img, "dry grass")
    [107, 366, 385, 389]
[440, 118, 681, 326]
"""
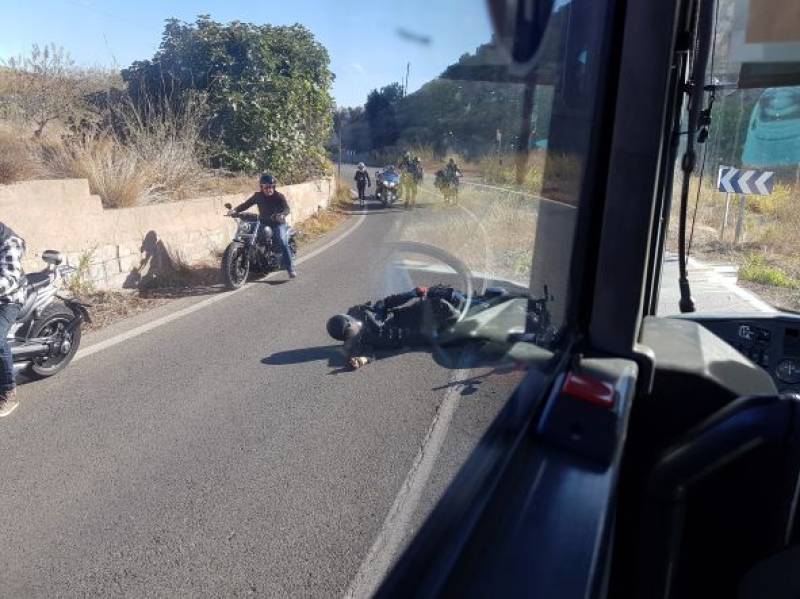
[0, 125, 40, 184]
[36, 101, 206, 207]
[294, 207, 348, 244]
[402, 184, 537, 283]
[668, 172, 800, 309]
[77, 290, 171, 332]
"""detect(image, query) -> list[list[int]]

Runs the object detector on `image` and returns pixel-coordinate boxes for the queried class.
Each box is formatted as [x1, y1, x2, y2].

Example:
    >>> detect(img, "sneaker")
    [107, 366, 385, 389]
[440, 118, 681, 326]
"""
[288, 270, 298, 279]
[0, 388, 19, 418]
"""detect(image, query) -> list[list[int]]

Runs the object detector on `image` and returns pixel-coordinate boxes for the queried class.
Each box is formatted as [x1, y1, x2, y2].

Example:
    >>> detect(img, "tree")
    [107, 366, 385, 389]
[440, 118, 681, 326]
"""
[122, 16, 334, 181]
[1, 44, 91, 138]
[365, 83, 404, 149]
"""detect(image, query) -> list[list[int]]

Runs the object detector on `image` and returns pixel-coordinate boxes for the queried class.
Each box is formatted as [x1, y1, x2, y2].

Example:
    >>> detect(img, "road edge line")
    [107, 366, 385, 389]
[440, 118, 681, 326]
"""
[343, 367, 469, 599]
[73, 212, 367, 362]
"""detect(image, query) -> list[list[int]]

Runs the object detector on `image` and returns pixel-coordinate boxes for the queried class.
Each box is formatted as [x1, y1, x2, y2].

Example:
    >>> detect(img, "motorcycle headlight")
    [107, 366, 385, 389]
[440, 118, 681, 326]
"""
[238, 221, 257, 235]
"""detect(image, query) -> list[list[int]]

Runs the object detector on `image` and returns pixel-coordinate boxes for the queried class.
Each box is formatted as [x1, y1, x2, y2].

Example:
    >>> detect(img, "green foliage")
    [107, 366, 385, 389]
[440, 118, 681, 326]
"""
[365, 83, 403, 149]
[338, 41, 553, 160]
[122, 16, 334, 182]
[739, 254, 799, 288]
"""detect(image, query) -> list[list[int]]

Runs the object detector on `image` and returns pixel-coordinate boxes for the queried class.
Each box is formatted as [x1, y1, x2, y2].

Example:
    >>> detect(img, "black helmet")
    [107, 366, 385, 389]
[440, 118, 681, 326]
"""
[259, 173, 277, 186]
[327, 314, 362, 341]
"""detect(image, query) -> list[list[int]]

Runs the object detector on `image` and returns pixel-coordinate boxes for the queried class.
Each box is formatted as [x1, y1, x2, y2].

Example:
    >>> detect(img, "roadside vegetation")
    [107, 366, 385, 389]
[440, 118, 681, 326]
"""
[0, 17, 335, 207]
[666, 173, 800, 311]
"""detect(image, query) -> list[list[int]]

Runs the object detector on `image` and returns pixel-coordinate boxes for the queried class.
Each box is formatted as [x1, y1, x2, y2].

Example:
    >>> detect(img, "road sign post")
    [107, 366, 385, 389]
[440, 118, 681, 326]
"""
[735, 194, 747, 245]
[720, 193, 731, 241]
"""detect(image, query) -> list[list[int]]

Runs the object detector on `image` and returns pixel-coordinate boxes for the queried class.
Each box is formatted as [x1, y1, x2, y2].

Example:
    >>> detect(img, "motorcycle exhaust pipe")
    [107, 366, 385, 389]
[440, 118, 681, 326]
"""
[11, 343, 50, 360]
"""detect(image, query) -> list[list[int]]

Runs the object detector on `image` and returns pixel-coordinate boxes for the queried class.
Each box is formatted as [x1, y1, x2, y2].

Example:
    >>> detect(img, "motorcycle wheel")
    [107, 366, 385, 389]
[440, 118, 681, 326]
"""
[222, 243, 250, 290]
[28, 302, 81, 378]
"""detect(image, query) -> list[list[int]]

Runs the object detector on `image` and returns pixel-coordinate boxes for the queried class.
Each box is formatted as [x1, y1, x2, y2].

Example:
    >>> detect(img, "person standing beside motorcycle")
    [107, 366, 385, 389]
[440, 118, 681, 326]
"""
[233, 174, 297, 279]
[354, 163, 371, 206]
[0, 222, 27, 417]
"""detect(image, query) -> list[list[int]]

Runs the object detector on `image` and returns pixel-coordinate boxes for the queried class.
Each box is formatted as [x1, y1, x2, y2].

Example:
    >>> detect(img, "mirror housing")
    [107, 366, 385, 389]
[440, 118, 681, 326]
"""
[486, 0, 555, 75]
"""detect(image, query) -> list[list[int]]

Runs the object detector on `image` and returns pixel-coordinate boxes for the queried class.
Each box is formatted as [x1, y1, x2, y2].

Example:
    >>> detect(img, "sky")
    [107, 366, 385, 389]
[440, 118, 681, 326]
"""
[0, 0, 493, 108]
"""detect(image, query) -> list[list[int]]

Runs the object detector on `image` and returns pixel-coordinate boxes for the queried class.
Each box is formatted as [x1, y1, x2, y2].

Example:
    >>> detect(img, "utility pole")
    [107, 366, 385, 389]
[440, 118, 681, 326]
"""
[404, 62, 410, 96]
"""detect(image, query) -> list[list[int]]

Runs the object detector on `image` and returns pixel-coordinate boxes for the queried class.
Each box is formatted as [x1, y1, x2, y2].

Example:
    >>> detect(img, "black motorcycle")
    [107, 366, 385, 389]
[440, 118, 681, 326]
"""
[9, 250, 91, 379]
[221, 203, 298, 290]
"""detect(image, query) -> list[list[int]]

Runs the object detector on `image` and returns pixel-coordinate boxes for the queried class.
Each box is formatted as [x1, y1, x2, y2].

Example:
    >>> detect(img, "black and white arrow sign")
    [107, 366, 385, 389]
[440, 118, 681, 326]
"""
[717, 166, 775, 195]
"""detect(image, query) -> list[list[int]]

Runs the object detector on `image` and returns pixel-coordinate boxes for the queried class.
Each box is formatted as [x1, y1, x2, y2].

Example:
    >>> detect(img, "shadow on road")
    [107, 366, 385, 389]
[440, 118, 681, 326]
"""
[262, 344, 346, 367]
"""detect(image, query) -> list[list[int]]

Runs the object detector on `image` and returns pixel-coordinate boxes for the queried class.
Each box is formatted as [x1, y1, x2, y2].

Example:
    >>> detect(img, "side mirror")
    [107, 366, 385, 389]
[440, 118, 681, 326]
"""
[486, 0, 555, 74]
[224, 202, 232, 209]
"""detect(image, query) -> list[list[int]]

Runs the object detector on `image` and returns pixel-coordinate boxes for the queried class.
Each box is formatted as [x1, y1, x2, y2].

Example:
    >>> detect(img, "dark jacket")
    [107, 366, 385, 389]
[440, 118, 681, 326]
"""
[345, 289, 461, 354]
[354, 170, 371, 187]
[235, 191, 291, 224]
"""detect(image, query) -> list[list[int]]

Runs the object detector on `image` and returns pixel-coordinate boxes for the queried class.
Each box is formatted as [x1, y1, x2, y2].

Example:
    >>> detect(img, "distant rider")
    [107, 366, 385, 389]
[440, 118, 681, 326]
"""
[445, 158, 461, 183]
[233, 174, 297, 279]
[0, 222, 27, 417]
[354, 163, 371, 206]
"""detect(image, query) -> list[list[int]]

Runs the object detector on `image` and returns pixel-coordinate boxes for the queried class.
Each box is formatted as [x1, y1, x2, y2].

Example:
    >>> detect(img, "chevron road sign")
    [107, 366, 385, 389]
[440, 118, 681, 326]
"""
[717, 166, 775, 195]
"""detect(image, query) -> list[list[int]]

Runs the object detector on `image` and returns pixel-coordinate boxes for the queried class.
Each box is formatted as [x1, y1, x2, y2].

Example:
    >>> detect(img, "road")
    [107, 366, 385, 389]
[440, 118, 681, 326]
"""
[1, 168, 773, 598]
[0, 187, 521, 597]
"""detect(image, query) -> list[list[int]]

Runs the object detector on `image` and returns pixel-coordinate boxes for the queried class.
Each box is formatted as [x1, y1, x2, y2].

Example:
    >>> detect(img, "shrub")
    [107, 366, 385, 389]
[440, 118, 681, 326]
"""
[739, 253, 799, 288]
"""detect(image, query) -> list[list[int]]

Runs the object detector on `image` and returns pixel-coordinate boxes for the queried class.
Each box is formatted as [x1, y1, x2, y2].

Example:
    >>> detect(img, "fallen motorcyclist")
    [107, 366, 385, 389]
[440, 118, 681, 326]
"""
[326, 285, 510, 369]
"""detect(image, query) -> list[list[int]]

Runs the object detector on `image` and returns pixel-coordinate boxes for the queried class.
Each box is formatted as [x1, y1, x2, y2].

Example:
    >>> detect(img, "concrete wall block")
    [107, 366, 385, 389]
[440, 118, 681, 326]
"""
[3, 177, 332, 289]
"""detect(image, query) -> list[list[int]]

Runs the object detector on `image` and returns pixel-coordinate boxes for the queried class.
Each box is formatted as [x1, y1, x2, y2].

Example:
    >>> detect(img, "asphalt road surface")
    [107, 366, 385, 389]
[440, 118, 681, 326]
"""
[0, 188, 522, 598]
[1, 168, 773, 598]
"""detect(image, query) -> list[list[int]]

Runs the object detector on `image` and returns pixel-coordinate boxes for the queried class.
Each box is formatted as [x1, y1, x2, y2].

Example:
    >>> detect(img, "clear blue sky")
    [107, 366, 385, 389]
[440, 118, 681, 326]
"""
[0, 0, 493, 108]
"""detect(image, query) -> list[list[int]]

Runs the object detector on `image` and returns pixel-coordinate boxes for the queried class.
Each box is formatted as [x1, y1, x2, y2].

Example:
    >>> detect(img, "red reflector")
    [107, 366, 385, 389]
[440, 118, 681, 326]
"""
[562, 372, 615, 408]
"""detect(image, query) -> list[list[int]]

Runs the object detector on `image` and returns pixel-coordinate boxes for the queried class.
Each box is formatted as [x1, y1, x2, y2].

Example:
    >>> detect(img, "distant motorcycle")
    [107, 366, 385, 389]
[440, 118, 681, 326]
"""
[376, 169, 401, 207]
[435, 169, 461, 205]
[9, 250, 91, 378]
[221, 203, 298, 290]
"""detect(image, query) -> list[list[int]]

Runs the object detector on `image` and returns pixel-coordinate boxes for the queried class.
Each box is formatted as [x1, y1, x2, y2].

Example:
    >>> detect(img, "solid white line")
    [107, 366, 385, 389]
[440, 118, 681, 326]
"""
[687, 256, 775, 314]
[73, 212, 367, 362]
[343, 368, 469, 599]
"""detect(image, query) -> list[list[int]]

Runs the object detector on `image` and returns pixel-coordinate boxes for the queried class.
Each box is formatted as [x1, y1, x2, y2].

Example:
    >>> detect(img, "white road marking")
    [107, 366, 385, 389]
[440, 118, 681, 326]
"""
[343, 367, 469, 599]
[73, 212, 367, 362]
[687, 256, 775, 313]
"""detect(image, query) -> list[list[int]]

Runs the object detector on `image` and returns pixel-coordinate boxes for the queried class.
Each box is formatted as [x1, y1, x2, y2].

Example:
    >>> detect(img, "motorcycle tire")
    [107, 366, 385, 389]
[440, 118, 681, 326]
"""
[222, 243, 250, 290]
[28, 302, 82, 378]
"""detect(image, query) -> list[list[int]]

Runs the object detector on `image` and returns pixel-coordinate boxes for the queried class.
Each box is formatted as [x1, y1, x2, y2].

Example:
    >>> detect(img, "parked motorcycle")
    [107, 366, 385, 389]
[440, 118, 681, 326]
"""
[376, 169, 401, 207]
[221, 203, 298, 290]
[9, 250, 91, 378]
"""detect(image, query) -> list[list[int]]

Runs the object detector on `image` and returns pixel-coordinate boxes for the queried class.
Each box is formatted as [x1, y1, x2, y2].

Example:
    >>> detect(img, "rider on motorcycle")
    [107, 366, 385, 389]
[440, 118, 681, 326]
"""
[0, 222, 27, 416]
[232, 174, 297, 279]
[444, 158, 462, 183]
[354, 163, 371, 205]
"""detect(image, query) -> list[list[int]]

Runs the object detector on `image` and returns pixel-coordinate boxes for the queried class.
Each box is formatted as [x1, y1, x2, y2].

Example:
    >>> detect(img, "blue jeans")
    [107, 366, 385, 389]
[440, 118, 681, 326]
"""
[0, 302, 20, 392]
[267, 224, 295, 274]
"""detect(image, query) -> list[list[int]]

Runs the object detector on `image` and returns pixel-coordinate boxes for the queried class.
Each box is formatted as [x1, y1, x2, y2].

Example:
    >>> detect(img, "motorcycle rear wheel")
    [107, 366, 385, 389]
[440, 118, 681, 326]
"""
[222, 243, 250, 290]
[28, 302, 81, 378]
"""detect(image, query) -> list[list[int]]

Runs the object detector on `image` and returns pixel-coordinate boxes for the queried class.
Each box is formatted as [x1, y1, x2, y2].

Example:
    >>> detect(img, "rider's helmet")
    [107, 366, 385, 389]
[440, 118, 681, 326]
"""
[327, 314, 363, 341]
[259, 173, 277, 186]
[357, 162, 365, 170]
